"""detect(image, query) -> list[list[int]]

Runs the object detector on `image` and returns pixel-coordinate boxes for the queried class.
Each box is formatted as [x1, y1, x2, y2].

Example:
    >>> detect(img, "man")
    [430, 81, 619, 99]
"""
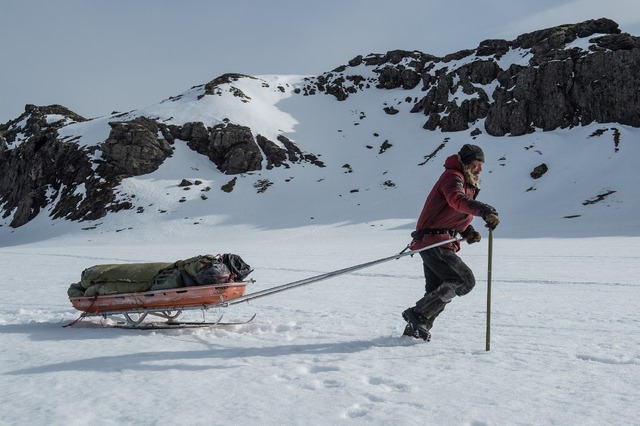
[402, 144, 499, 341]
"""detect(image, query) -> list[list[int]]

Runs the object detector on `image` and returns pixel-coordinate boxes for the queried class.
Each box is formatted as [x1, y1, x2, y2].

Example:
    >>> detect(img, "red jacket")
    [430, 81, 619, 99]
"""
[411, 155, 488, 252]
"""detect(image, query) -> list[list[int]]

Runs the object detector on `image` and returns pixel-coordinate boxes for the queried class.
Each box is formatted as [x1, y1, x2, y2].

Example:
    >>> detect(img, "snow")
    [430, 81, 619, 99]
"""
[495, 47, 533, 69]
[1, 228, 639, 425]
[1, 60, 640, 425]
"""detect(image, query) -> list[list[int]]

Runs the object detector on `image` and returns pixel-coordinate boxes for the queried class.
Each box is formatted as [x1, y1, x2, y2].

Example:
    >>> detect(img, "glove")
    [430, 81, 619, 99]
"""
[460, 226, 481, 244]
[482, 209, 500, 230]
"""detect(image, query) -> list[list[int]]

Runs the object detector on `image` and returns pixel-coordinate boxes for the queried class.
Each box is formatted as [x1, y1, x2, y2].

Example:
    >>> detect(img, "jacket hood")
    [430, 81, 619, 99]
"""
[443, 154, 463, 172]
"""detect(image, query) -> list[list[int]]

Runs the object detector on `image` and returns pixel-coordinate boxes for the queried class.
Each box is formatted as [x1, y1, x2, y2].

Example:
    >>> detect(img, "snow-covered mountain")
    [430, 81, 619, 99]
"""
[1, 18, 639, 243]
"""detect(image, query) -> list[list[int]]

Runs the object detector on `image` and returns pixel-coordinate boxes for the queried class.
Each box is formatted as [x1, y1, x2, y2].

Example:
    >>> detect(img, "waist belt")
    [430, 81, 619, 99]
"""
[411, 228, 457, 240]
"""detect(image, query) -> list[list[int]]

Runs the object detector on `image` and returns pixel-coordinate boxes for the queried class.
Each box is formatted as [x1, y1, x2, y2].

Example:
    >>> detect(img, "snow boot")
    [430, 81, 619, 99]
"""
[402, 323, 431, 341]
[402, 308, 431, 341]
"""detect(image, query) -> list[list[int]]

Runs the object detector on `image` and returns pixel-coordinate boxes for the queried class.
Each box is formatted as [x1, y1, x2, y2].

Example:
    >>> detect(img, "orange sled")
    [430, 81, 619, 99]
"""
[68, 282, 254, 328]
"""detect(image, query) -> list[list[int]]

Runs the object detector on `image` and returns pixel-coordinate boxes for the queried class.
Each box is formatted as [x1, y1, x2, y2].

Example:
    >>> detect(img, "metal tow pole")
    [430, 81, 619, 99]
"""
[486, 228, 494, 351]
[212, 237, 462, 308]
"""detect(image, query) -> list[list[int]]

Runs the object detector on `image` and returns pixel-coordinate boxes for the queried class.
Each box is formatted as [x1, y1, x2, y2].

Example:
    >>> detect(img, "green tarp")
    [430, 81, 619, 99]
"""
[67, 255, 222, 297]
[80, 262, 173, 296]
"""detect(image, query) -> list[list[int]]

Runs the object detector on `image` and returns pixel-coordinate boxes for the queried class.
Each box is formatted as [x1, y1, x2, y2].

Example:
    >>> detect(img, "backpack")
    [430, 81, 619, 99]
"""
[222, 253, 253, 281]
[193, 256, 232, 285]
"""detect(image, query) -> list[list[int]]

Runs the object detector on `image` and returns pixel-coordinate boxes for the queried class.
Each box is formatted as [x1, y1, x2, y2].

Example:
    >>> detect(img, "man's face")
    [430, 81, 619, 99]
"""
[468, 160, 484, 175]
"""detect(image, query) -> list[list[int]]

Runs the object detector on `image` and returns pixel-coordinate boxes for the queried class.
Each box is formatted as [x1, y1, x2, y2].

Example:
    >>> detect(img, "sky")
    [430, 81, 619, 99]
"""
[1, 0, 640, 124]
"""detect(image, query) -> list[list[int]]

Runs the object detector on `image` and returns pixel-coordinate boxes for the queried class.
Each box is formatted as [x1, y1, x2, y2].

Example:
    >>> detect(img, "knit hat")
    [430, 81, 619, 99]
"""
[458, 144, 485, 164]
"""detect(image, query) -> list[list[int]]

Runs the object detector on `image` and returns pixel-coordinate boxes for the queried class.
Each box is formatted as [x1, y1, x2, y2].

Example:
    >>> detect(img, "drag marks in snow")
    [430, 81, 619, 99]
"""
[0, 250, 151, 264]
[494, 277, 638, 288]
[576, 354, 640, 365]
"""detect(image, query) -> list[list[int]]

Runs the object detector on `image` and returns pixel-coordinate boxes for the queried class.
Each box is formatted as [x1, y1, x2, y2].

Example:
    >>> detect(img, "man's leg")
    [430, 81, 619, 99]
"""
[402, 257, 444, 340]
[419, 259, 446, 330]
[413, 248, 475, 320]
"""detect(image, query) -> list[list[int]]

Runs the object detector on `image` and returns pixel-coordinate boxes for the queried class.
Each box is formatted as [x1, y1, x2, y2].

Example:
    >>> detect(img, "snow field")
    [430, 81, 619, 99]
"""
[0, 226, 638, 425]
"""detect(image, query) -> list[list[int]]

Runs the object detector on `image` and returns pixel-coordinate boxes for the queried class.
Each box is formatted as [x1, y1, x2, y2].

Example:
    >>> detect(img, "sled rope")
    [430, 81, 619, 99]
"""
[64, 295, 98, 327]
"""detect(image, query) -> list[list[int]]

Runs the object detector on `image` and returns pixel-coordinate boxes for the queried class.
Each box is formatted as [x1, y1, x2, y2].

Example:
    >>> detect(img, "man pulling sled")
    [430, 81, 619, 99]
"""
[402, 144, 500, 341]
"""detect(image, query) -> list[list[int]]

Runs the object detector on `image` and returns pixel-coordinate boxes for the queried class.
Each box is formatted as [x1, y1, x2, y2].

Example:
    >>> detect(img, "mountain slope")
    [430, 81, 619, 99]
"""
[1, 18, 639, 240]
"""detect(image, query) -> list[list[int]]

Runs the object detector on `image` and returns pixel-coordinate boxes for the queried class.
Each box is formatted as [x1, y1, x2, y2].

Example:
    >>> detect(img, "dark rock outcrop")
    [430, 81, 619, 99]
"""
[207, 123, 263, 174]
[0, 130, 96, 227]
[176, 122, 325, 174]
[418, 18, 640, 135]
[257, 135, 288, 169]
[0, 110, 177, 227]
[305, 18, 639, 136]
[0, 106, 95, 227]
[1, 100, 329, 227]
[0, 104, 86, 145]
[97, 116, 173, 179]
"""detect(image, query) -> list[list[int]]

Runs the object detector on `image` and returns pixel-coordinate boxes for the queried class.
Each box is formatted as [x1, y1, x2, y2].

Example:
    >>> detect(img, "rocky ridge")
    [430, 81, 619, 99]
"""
[300, 18, 639, 135]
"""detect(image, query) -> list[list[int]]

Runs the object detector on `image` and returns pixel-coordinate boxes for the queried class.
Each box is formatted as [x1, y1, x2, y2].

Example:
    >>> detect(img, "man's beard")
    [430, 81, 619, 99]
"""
[463, 165, 481, 189]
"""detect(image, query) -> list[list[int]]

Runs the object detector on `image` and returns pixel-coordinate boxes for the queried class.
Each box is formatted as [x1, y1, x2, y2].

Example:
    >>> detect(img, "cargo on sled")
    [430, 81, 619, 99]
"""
[66, 253, 254, 329]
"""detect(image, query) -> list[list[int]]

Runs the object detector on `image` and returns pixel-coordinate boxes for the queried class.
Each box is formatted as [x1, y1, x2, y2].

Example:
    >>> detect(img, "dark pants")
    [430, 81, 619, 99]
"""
[413, 247, 476, 328]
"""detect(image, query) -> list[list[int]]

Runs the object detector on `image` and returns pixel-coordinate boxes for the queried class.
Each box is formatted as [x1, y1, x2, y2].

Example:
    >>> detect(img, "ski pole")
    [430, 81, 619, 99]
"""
[486, 228, 493, 351]
[214, 236, 462, 307]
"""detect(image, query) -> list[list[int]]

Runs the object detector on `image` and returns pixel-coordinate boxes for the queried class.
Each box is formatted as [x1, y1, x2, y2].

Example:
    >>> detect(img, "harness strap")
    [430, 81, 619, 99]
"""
[411, 228, 457, 240]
